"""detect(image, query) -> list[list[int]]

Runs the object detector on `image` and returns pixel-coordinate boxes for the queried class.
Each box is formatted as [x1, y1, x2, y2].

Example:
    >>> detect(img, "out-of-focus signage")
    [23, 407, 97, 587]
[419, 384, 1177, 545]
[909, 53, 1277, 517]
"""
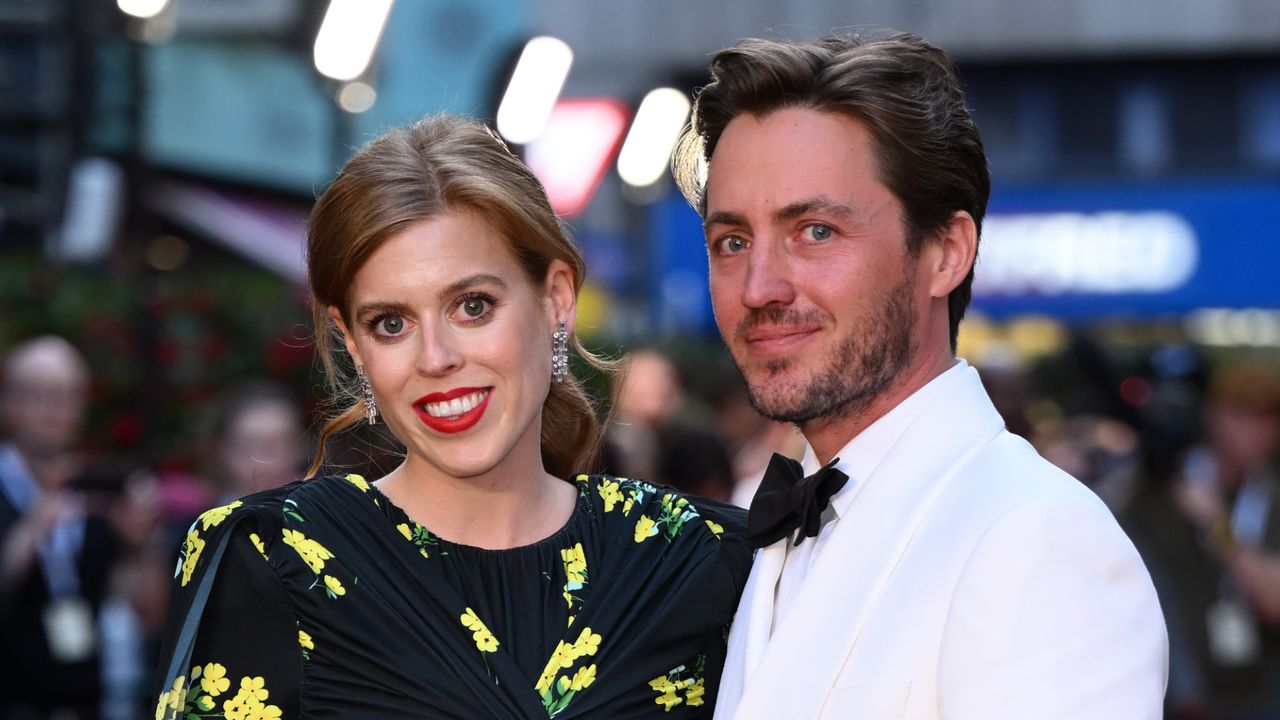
[976, 211, 1198, 296]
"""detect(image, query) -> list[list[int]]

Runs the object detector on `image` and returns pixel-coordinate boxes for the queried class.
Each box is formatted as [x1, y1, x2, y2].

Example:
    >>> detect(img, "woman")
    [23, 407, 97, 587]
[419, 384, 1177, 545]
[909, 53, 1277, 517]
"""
[155, 115, 750, 719]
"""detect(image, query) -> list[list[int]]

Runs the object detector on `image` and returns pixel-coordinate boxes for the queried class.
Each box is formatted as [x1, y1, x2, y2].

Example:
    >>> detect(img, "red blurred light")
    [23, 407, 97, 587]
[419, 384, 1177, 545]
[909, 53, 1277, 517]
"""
[524, 97, 630, 218]
[1119, 376, 1152, 407]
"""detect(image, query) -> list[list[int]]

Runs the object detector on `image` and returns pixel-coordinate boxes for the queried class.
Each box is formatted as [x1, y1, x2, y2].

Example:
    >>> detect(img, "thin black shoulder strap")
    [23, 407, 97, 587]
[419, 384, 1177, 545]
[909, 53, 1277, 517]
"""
[159, 519, 238, 707]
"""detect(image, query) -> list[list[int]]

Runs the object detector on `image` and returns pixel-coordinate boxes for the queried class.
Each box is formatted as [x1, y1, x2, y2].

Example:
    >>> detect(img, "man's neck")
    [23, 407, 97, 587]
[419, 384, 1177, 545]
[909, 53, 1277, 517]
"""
[802, 349, 956, 466]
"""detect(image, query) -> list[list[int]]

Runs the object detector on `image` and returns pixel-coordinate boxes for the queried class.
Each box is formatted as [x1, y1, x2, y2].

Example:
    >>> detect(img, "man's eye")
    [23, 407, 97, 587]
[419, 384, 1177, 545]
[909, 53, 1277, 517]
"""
[805, 224, 834, 242]
[718, 236, 748, 254]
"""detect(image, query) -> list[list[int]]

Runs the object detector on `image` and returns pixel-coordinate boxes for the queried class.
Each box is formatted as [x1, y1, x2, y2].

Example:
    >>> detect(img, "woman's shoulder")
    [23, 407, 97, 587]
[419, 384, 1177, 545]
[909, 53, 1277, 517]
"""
[575, 472, 754, 598]
[576, 473, 749, 556]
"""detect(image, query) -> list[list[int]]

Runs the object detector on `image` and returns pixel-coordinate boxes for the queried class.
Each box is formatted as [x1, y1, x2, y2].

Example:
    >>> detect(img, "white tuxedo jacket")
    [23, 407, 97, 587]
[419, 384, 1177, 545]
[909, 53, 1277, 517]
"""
[715, 365, 1168, 719]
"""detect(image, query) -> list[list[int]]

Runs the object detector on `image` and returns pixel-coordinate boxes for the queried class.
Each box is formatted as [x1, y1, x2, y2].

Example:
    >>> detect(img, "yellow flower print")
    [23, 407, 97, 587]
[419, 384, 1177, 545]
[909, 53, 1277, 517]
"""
[299, 629, 314, 650]
[198, 500, 243, 530]
[180, 530, 205, 587]
[648, 676, 683, 712]
[570, 627, 601, 658]
[199, 662, 230, 695]
[569, 664, 596, 691]
[249, 533, 267, 559]
[238, 676, 269, 703]
[561, 543, 586, 585]
[650, 656, 707, 712]
[535, 647, 564, 694]
[598, 480, 623, 512]
[281, 529, 334, 574]
[686, 677, 706, 707]
[396, 523, 412, 541]
[459, 607, 500, 653]
[705, 520, 724, 539]
[323, 575, 345, 597]
[195, 694, 216, 711]
[222, 675, 279, 720]
[246, 704, 282, 720]
[634, 515, 658, 543]
[344, 473, 370, 492]
[154, 675, 184, 720]
[576, 474, 589, 483]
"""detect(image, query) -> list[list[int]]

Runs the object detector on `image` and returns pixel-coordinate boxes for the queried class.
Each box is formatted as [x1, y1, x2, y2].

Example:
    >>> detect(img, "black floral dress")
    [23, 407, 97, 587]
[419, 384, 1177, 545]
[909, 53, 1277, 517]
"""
[155, 473, 750, 719]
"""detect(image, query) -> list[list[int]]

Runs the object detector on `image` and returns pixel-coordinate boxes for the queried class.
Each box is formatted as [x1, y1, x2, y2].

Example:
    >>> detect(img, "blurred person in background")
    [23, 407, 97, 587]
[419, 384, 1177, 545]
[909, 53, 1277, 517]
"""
[605, 349, 736, 501]
[674, 30, 1167, 718]
[154, 114, 750, 719]
[1128, 360, 1280, 720]
[206, 380, 308, 502]
[0, 336, 120, 720]
[707, 372, 806, 509]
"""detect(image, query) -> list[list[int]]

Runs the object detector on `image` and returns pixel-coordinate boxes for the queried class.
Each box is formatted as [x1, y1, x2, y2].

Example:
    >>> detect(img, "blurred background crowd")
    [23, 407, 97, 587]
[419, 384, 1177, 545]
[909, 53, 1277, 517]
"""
[1, 0, 1278, 718]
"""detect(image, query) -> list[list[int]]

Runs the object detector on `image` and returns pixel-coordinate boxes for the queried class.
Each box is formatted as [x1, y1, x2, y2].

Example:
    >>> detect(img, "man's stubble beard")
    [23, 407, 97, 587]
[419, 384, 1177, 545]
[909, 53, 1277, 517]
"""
[736, 273, 916, 426]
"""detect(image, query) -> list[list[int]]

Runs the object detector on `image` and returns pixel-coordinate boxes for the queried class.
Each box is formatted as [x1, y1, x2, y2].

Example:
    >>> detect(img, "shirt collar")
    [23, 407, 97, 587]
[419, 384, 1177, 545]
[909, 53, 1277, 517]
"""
[801, 358, 971, 520]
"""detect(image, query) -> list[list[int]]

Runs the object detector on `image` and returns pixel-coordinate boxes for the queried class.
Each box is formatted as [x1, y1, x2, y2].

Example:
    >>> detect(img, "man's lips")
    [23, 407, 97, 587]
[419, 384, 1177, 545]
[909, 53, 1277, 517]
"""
[742, 326, 819, 351]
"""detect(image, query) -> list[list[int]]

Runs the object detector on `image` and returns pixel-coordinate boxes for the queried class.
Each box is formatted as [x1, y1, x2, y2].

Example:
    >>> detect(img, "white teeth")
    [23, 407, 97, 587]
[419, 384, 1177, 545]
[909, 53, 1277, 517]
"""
[423, 390, 488, 418]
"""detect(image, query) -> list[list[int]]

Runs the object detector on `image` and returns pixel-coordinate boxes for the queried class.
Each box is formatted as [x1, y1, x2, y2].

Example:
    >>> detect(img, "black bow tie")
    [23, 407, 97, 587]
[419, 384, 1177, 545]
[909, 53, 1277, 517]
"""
[746, 453, 849, 549]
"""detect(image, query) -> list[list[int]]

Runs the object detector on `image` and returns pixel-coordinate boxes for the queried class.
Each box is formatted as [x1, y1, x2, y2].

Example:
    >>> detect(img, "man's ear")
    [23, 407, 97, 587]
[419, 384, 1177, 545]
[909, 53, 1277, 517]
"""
[544, 259, 578, 334]
[326, 306, 362, 367]
[928, 210, 978, 299]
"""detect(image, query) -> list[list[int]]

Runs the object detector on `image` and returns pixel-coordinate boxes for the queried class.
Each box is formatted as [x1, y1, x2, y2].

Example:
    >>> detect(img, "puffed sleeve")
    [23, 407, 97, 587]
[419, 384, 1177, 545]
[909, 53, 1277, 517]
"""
[154, 496, 301, 720]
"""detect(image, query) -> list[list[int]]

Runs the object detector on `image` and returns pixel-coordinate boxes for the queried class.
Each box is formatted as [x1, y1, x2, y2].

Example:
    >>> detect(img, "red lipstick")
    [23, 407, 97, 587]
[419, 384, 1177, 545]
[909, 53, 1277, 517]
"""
[413, 387, 492, 434]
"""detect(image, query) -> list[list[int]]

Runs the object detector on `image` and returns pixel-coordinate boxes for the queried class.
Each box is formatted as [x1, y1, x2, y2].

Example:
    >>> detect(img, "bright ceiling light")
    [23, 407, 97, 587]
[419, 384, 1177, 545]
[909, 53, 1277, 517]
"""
[616, 87, 691, 189]
[118, 0, 169, 19]
[313, 0, 394, 82]
[496, 36, 573, 145]
[337, 81, 377, 114]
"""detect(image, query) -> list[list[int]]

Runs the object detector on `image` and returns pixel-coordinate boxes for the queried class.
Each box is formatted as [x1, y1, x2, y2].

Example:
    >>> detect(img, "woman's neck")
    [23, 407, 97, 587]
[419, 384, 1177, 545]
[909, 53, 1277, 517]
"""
[374, 454, 578, 550]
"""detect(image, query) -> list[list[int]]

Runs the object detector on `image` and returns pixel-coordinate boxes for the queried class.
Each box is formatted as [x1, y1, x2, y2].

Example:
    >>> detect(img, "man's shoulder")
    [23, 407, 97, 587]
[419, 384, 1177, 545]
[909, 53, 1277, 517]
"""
[952, 429, 1110, 517]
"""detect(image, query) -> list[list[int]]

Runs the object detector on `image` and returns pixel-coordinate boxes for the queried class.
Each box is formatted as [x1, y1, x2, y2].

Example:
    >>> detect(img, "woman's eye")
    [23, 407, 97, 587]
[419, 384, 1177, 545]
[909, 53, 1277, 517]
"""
[377, 316, 405, 335]
[805, 224, 834, 242]
[456, 293, 496, 321]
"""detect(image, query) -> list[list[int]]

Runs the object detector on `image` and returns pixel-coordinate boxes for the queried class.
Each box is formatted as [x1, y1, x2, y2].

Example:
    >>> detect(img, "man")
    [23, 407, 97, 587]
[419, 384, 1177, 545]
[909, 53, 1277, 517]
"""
[673, 32, 1169, 718]
[0, 336, 119, 719]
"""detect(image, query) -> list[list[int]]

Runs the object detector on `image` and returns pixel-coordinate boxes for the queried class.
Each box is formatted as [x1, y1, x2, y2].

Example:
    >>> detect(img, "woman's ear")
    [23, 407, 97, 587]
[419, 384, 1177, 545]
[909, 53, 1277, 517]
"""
[327, 306, 363, 367]
[544, 259, 578, 334]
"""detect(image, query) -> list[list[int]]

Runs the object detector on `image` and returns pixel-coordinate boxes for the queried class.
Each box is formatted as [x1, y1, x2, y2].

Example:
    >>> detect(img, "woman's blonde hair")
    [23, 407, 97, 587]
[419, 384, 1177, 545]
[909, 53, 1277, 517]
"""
[305, 114, 610, 479]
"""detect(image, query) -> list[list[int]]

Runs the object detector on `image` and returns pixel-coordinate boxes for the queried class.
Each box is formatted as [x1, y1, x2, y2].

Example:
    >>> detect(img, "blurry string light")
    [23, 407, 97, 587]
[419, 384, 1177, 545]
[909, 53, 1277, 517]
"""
[337, 81, 377, 113]
[118, 0, 169, 19]
[617, 87, 691, 189]
[313, 0, 394, 82]
[496, 36, 573, 145]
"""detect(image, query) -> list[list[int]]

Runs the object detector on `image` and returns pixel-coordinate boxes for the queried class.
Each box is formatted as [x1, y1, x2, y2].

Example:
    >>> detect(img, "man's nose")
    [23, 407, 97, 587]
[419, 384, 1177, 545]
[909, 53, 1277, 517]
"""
[740, 237, 796, 309]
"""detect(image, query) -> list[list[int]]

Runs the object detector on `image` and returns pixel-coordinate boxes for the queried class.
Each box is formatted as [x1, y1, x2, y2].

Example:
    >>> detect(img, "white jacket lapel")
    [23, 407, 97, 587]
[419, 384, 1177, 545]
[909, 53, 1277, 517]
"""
[715, 539, 787, 719]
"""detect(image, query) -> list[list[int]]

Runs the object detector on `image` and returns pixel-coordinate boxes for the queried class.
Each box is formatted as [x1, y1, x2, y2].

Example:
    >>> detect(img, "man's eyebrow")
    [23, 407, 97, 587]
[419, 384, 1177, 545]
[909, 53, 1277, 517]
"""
[774, 197, 858, 224]
[704, 210, 748, 232]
